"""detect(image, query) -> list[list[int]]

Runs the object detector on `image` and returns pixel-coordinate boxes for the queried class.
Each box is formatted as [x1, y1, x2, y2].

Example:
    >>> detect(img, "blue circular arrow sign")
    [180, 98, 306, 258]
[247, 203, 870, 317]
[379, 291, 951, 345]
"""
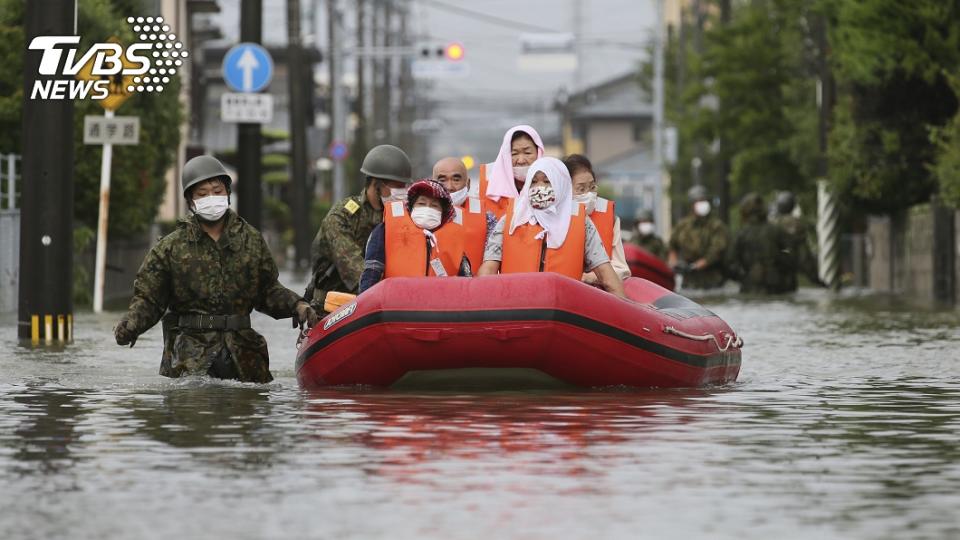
[223, 43, 274, 93]
[329, 141, 349, 162]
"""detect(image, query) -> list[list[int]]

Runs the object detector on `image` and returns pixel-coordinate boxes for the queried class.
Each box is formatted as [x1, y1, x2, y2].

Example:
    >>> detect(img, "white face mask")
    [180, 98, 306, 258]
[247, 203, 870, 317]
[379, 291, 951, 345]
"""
[694, 200, 711, 217]
[410, 206, 442, 230]
[638, 222, 656, 236]
[193, 195, 229, 222]
[449, 186, 469, 207]
[574, 191, 597, 214]
[529, 185, 556, 210]
[381, 187, 408, 205]
[513, 165, 530, 182]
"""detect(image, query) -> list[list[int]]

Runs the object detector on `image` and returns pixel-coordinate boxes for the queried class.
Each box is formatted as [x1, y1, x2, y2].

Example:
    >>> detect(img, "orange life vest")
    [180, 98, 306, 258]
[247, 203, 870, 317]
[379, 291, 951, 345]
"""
[457, 197, 487, 269]
[479, 163, 513, 220]
[586, 197, 616, 258]
[501, 199, 587, 280]
[384, 201, 465, 278]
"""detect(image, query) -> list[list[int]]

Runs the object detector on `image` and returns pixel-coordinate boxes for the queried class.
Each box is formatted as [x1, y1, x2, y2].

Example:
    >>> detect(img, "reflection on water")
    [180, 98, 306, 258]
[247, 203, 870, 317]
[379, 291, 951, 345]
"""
[1, 288, 959, 539]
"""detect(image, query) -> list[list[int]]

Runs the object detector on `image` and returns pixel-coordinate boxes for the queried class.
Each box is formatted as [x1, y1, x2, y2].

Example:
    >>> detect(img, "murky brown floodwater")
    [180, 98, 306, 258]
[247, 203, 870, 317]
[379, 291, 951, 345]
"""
[2, 277, 959, 540]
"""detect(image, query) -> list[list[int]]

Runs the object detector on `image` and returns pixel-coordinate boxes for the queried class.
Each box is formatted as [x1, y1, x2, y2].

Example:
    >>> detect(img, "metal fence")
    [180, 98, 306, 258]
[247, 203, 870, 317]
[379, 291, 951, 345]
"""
[0, 153, 21, 312]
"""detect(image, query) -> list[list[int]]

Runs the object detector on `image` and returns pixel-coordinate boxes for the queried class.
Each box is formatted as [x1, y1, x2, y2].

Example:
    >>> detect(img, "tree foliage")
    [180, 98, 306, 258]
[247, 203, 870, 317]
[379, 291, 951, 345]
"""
[0, 0, 184, 236]
[827, 0, 960, 213]
[651, 0, 960, 215]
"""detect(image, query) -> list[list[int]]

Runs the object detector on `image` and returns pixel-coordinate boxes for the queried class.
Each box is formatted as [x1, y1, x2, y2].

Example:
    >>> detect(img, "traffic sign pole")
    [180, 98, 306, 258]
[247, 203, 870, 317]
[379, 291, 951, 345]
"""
[92, 109, 114, 313]
[235, 0, 266, 229]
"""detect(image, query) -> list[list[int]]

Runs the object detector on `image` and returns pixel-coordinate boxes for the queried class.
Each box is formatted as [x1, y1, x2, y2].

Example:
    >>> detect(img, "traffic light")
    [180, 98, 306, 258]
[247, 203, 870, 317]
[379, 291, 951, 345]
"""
[444, 42, 465, 61]
[420, 42, 465, 62]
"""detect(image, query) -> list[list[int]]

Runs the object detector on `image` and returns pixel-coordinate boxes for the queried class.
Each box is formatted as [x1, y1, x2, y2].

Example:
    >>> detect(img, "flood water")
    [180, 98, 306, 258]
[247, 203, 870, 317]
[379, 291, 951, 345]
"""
[2, 279, 959, 540]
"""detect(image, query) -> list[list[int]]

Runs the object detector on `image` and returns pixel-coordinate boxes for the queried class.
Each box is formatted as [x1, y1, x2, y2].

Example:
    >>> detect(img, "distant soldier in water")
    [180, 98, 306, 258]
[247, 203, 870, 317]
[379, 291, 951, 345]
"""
[669, 185, 730, 289]
[113, 156, 318, 383]
[633, 208, 667, 261]
[728, 192, 795, 294]
[771, 191, 821, 290]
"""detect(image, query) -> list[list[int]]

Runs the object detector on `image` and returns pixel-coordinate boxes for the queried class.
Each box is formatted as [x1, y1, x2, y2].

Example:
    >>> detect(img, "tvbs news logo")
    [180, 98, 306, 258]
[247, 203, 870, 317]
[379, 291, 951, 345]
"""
[28, 16, 188, 101]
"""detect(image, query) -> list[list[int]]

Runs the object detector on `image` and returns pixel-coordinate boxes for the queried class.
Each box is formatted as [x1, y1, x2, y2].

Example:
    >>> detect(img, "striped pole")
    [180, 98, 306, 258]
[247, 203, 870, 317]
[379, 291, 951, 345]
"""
[817, 179, 840, 290]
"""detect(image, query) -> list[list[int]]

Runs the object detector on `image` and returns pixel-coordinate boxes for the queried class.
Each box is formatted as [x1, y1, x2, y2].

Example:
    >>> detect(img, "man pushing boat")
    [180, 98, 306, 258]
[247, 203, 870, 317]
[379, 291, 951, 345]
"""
[305, 145, 414, 310]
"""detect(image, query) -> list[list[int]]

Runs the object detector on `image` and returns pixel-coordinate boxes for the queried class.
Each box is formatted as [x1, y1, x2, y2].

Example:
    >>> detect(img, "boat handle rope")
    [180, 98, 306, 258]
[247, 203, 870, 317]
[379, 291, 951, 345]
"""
[296, 326, 310, 351]
[663, 326, 744, 351]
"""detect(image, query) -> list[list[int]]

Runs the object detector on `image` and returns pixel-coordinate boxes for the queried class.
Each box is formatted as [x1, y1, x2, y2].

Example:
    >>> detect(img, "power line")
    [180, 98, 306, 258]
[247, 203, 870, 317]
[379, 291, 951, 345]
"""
[417, 0, 557, 34]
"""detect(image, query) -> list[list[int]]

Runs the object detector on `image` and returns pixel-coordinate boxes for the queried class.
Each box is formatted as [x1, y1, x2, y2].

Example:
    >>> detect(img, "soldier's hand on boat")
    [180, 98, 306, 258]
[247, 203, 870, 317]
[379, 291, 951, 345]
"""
[294, 301, 320, 329]
[114, 315, 137, 347]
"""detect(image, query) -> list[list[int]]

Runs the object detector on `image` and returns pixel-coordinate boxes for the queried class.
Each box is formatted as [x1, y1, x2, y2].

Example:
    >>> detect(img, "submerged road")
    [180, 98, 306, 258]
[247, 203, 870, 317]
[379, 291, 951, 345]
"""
[1, 281, 959, 540]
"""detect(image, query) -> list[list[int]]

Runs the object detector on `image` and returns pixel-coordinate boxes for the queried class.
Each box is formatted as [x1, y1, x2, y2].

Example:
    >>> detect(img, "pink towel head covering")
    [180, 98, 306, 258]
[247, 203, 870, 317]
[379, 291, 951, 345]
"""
[509, 156, 574, 249]
[485, 125, 545, 202]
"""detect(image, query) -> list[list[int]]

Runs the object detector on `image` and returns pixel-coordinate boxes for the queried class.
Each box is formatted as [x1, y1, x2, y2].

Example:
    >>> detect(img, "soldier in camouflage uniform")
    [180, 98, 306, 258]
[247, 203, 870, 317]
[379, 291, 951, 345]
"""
[113, 156, 319, 383]
[633, 208, 668, 261]
[728, 192, 795, 294]
[668, 185, 731, 289]
[305, 145, 413, 310]
[771, 191, 821, 290]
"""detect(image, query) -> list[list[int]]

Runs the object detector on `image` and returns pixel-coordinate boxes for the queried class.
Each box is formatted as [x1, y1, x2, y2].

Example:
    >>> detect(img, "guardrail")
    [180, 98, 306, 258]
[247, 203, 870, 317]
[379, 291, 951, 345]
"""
[0, 153, 20, 210]
[0, 152, 21, 311]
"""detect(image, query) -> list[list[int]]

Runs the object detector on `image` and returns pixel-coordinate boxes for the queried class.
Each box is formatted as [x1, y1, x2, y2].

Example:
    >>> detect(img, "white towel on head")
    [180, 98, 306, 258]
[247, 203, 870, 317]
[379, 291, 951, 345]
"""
[508, 157, 573, 249]
[484, 125, 545, 202]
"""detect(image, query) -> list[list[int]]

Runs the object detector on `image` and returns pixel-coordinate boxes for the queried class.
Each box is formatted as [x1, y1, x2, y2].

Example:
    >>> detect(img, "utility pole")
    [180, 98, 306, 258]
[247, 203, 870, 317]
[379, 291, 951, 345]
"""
[287, 0, 310, 270]
[18, 0, 76, 345]
[383, 0, 395, 141]
[815, 13, 839, 291]
[692, 0, 704, 193]
[237, 0, 263, 229]
[355, 0, 369, 194]
[653, 0, 665, 234]
[573, 0, 584, 90]
[328, 0, 347, 202]
[716, 0, 732, 224]
[397, 0, 415, 164]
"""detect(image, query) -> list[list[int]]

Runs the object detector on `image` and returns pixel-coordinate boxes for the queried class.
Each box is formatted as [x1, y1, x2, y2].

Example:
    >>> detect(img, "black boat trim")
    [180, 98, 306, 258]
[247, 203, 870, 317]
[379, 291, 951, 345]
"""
[296, 308, 741, 372]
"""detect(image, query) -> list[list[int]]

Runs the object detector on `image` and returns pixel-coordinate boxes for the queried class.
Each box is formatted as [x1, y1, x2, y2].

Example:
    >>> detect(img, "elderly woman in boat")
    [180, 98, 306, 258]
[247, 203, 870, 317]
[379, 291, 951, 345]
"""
[476, 157, 627, 299]
[478, 125, 546, 220]
[359, 179, 470, 292]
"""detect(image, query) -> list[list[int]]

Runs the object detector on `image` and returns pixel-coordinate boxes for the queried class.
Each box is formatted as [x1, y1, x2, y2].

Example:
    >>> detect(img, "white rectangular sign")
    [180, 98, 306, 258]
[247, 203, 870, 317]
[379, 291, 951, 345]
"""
[83, 115, 140, 145]
[412, 60, 470, 80]
[221, 92, 274, 123]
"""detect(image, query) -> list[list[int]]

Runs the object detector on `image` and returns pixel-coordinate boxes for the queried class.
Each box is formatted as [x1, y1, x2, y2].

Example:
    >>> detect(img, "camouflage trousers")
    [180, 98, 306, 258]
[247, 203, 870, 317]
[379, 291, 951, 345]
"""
[160, 316, 273, 383]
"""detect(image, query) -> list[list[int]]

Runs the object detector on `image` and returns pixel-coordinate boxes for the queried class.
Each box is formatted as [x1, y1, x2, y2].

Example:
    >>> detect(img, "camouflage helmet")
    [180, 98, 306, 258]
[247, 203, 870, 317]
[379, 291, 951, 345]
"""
[775, 190, 796, 215]
[182, 155, 231, 196]
[739, 192, 766, 221]
[687, 184, 709, 202]
[635, 208, 655, 223]
[360, 144, 413, 184]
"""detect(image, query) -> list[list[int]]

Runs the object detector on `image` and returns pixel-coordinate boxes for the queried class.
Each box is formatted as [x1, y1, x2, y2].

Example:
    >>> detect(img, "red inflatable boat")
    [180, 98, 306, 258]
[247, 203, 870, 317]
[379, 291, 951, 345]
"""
[296, 274, 742, 389]
[623, 243, 675, 290]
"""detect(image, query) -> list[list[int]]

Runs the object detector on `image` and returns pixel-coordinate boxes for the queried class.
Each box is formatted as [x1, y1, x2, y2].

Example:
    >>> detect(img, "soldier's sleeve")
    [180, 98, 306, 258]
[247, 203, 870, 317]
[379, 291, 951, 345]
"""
[254, 233, 302, 320]
[125, 242, 172, 335]
[703, 222, 730, 266]
[323, 207, 366, 290]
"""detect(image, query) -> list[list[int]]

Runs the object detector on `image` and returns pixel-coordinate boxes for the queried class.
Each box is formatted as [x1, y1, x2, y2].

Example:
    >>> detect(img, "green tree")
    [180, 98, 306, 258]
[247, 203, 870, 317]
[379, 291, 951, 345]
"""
[827, 0, 960, 213]
[0, 0, 183, 237]
[652, 0, 822, 221]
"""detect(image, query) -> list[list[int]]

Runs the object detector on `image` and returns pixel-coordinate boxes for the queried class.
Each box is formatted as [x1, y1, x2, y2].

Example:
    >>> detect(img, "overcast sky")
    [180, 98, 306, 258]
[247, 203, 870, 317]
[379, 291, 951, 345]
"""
[212, 0, 656, 164]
